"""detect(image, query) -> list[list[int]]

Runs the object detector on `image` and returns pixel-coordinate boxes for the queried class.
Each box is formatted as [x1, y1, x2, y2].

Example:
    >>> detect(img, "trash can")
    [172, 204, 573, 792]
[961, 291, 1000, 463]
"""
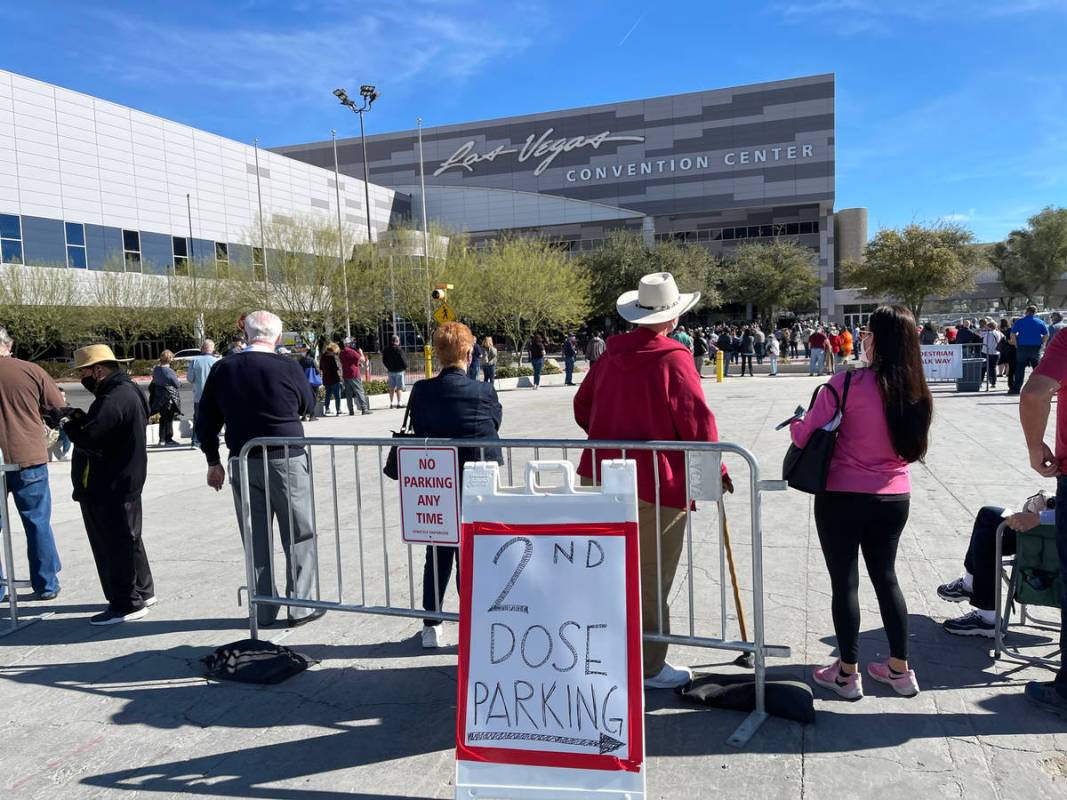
[956, 343, 984, 392]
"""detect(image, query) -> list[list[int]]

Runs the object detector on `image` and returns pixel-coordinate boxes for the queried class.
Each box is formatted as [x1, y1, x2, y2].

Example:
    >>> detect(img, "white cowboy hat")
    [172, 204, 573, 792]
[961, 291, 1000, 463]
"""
[616, 272, 701, 325]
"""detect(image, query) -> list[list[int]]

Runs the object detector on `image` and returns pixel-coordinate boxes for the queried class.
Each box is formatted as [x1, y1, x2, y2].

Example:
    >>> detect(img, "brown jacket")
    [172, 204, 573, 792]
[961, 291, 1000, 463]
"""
[0, 357, 65, 468]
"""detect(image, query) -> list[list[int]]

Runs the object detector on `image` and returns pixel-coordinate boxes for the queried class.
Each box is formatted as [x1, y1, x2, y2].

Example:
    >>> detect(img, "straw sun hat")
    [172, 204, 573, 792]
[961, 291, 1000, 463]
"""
[72, 344, 132, 369]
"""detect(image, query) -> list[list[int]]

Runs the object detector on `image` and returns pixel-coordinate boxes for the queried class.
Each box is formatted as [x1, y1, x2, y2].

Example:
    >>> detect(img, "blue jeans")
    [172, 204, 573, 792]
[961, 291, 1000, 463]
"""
[810, 349, 826, 375]
[1054, 477, 1067, 694]
[532, 358, 544, 386]
[1013, 345, 1041, 393]
[482, 365, 496, 383]
[0, 464, 61, 599]
[191, 400, 201, 446]
[324, 383, 342, 413]
[564, 357, 575, 384]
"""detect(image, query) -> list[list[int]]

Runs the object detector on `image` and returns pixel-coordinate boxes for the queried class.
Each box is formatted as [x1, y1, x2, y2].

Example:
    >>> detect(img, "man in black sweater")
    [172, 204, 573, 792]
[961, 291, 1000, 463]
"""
[64, 344, 155, 625]
[195, 310, 322, 629]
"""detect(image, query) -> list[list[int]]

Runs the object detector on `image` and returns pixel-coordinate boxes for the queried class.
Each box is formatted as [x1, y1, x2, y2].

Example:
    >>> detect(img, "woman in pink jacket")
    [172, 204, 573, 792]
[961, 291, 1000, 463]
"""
[791, 305, 933, 699]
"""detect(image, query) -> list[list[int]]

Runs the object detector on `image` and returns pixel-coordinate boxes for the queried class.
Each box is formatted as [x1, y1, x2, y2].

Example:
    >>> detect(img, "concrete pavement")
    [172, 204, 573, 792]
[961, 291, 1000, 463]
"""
[2, 372, 1066, 798]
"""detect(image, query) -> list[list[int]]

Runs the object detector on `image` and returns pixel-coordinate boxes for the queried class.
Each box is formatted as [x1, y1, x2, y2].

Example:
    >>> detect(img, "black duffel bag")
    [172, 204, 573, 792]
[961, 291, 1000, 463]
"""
[782, 369, 853, 494]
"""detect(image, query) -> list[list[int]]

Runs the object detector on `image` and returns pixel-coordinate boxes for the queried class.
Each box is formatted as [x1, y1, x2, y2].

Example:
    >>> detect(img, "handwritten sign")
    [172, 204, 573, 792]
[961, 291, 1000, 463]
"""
[398, 446, 460, 545]
[921, 344, 964, 380]
[456, 460, 644, 799]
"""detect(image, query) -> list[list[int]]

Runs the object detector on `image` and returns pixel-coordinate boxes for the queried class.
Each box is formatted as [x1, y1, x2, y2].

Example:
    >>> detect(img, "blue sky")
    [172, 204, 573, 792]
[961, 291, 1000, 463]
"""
[2, 0, 1065, 242]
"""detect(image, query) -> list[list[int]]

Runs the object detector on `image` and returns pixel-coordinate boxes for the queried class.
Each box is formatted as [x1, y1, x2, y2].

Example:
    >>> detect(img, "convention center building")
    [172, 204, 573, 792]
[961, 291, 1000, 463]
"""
[275, 73, 871, 325]
[0, 68, 403, 289]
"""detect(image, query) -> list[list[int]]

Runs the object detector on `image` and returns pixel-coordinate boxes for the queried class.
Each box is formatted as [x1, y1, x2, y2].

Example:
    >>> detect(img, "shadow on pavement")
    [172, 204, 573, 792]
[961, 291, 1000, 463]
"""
[0, 612, 1059, 795]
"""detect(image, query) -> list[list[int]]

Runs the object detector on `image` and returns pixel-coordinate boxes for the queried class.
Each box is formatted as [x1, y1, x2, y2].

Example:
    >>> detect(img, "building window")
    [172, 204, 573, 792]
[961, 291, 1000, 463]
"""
[798, 222, 814, 235]
[721, 227, 735, 240]
[759, 225, 773, 237]
[215, 242, 229, 275]
[65, 222, 87, 269]
[172, 236, 189, 276]
[252, 246, 265, 281]
[0, 213, 23, 264]
[122, 229, 141, 272]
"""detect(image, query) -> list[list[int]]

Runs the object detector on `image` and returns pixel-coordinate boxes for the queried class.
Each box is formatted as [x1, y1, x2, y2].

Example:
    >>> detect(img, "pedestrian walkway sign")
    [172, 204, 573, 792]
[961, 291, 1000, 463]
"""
[455, 459, 645, 800]
[434, 303, 457, 325]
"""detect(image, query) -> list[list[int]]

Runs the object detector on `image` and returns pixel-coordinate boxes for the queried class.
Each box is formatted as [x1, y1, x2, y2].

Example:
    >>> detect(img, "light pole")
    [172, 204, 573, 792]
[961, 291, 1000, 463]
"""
[334, 85, 392, 335]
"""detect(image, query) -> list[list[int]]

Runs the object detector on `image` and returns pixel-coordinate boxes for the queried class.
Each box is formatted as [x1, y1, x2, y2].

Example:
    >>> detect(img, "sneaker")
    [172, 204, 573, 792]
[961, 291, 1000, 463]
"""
[1025, 681, 1067, 718]
[163, 440, 181, 448]
[33, 588, 61, 601]
[362, 410, 373, 415]
[643, 662, 692, 689]
[812, 659, 864, 700]
[867, 660, 920, 697]
[142, 595, 158, 608]
[937, 577, 972, 603]
[89, 607, 149, 626]
[943, 610, 995, 638]
[422, 624, 446, 648]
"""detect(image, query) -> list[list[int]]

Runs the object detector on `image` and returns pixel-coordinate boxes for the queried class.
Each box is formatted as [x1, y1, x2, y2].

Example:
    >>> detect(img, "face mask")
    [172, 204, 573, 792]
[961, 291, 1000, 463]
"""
[80, 375, 98, 394]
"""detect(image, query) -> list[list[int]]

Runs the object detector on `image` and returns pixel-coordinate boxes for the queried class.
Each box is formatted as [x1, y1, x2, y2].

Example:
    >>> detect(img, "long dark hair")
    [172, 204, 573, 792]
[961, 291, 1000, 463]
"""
[868, 305, 933, 463]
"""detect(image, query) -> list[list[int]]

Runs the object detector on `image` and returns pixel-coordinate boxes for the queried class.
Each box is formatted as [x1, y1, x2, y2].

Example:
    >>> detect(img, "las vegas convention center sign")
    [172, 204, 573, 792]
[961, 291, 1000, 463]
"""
[434, 127, 816, 183]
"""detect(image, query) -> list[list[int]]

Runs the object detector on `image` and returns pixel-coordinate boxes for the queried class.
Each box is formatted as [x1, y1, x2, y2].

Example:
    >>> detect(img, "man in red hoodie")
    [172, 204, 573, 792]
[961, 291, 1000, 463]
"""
[574, 272, 732, 689]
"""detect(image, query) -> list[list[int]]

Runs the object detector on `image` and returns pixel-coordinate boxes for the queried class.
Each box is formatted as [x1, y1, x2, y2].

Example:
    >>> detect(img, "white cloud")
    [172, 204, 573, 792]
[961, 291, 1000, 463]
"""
[939, 210, 975, 223]
[88, 3, 539, 103]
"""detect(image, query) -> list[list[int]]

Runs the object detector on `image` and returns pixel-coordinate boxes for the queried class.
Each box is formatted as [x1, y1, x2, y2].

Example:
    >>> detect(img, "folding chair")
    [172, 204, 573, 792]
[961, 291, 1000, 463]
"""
[994, 520, 1062, 666]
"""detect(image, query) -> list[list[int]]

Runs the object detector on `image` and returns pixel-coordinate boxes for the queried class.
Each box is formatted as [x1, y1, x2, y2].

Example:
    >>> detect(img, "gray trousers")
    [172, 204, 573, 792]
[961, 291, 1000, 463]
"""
[230, 455, 317, 626]
[343, 378, 369, 413]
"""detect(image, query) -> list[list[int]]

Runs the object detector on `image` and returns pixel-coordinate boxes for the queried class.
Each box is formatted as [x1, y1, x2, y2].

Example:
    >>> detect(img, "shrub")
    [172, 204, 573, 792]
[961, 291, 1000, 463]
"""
[543, 361, 561, 375]
[495, 366, 534, 379]
[365, 379, 389, 395]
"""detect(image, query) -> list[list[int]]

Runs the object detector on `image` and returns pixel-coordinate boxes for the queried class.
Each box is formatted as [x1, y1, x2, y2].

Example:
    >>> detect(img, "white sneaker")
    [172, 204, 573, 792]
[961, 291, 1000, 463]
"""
[143, 596, 158, 608]
[421, 625, 445, 648]
[643, 662, 692, 689]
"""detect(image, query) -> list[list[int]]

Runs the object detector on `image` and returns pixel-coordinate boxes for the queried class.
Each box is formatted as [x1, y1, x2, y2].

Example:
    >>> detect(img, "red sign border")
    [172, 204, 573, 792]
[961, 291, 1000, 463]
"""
[397, 446, 461, 545]
[456, 520, 643, 774]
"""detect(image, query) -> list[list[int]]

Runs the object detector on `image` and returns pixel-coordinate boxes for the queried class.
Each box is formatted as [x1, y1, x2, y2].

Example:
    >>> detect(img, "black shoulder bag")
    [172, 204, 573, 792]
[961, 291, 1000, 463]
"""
[782, 369, 853, 494]
[383, 403, 416, 480]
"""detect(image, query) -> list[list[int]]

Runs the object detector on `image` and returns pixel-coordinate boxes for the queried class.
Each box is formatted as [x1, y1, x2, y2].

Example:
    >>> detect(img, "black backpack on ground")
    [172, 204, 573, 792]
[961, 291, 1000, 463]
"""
[202, 639, 317, 684]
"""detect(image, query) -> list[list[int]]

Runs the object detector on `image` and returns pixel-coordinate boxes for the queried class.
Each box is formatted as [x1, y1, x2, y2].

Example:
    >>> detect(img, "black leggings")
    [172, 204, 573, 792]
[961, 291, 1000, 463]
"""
[740, 354, 754, 375]
[814, 492, 911, 663]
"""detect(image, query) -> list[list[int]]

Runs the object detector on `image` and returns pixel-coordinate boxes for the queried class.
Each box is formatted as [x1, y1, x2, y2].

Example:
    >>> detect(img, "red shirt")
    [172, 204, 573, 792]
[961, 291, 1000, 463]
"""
[573, 327, 722, 509]
[829, 335, 841, 354]
[338, 347, 363, 380]
[945, 328, 957, 343]
[809, 331, 828, 349]
[1033, 331, 1067, 472]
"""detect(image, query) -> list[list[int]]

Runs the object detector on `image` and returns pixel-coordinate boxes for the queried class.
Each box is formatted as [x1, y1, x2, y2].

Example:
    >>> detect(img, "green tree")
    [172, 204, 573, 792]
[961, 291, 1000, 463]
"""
[233, 215, 350, 341]
[841, 222, 979, 319]
[87, 267, 169, 357]
[1014, 206, 1067, 304]
[476, 237, 591, 359]
[0, 264, 83, 359]
[986, 235, 1032, 311]
[578, 230, 717, 321]
[722, 239, 819, 326]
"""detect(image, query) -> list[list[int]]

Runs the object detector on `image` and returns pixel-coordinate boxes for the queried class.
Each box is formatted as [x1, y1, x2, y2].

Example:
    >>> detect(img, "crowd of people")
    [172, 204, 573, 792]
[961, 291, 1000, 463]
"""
[0, 274, 1065, 719]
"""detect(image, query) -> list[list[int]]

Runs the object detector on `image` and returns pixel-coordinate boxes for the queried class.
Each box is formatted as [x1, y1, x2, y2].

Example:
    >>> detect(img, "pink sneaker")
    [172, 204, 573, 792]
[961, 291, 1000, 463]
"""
[812, 659, 863, 700]
[867, 661, 920, 697]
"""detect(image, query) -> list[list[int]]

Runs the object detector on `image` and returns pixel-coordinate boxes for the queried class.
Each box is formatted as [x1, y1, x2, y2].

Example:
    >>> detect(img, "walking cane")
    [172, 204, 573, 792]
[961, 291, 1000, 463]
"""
[720, 500, 754, 668]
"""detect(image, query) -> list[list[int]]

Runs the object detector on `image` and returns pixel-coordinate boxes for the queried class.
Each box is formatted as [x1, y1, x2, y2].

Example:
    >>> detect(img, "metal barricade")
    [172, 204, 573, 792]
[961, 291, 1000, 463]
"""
[235, 436, 790, 747]
[0, 451, 48, 638]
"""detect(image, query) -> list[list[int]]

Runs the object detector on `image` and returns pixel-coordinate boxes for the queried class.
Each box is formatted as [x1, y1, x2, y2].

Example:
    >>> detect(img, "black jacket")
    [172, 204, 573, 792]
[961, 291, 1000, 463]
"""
[408, 367, 503, 473]
[65, 371, 149, 503]
[382, 346, 408, 373]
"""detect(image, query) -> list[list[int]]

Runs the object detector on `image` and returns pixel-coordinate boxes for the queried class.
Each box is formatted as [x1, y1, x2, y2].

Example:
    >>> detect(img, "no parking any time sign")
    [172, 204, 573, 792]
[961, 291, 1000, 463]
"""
[398, 446, 460, 545]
